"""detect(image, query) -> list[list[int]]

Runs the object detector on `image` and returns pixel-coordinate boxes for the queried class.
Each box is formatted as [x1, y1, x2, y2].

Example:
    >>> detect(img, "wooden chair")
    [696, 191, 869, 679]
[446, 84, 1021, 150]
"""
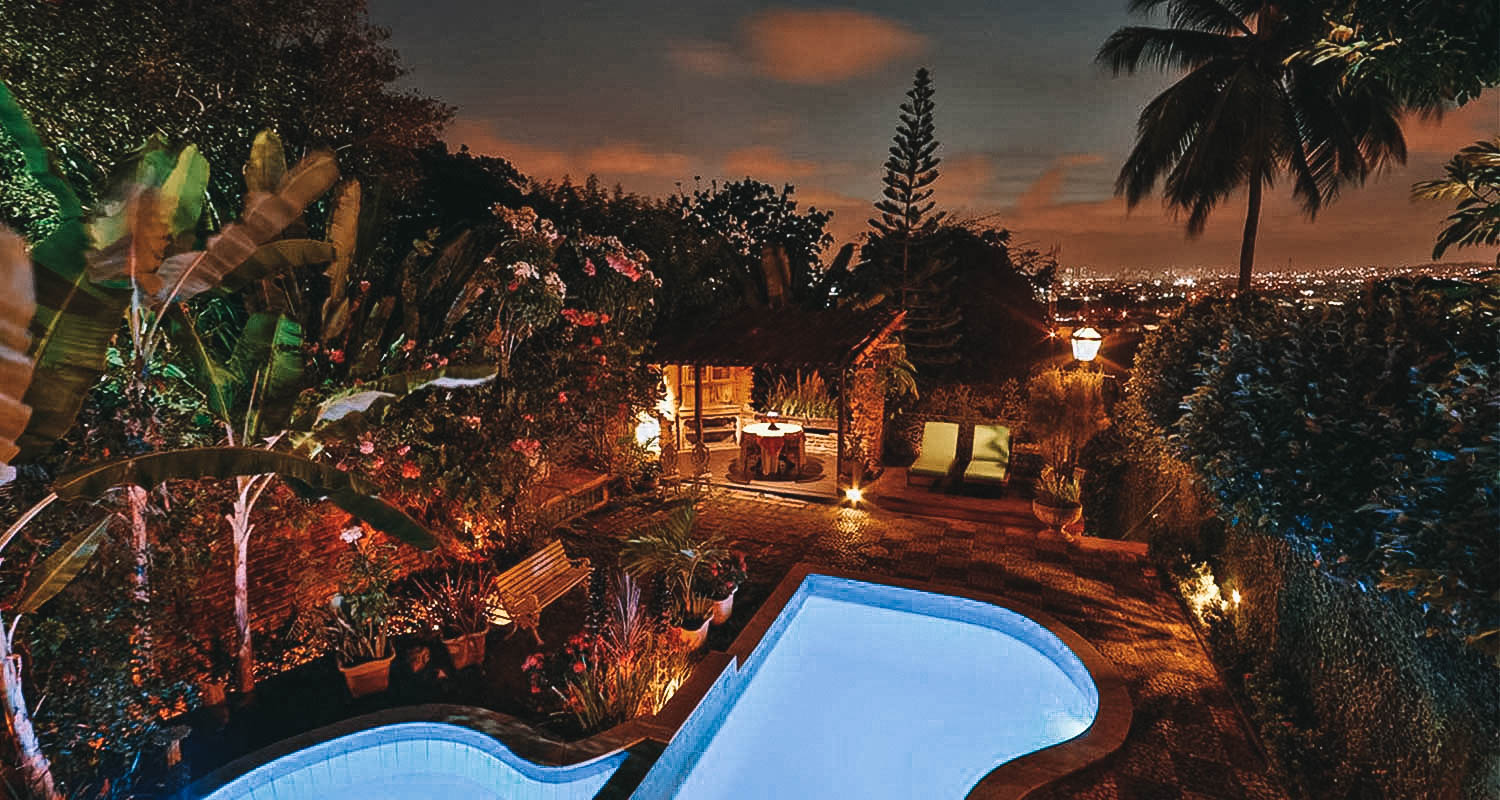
[489, 539, 591, 644]
[963, 424, 1012, 489]
[907, 421, 960, 486]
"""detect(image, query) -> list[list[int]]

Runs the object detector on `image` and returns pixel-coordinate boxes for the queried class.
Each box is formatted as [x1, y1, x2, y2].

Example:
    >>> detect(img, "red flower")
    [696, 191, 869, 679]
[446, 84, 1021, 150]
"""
[327, 349, 345, 364]
[557, 391, 569, 404]
[400, 461, 421, 479]
[590, 336, 602, 347]
[572, 661, 585, 674]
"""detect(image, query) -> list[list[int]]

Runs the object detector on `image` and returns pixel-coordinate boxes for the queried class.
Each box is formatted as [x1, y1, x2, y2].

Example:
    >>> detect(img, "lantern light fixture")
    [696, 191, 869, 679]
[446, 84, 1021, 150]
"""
[1070, 326, 1103, 362]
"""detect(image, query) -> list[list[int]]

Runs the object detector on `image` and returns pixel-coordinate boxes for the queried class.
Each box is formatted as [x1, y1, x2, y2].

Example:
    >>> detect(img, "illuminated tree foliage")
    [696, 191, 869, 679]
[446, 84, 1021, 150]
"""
[0, 0, 452, 215]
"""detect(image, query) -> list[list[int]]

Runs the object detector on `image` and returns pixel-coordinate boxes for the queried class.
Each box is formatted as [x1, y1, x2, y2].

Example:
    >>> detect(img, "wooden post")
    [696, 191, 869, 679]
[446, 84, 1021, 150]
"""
[692, 363, 708, 476]
[836, 366, 848, 495]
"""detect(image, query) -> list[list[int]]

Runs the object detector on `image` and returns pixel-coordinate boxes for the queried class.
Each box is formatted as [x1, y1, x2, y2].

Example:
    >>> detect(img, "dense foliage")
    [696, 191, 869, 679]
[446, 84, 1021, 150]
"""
[1129, 278, 1500, 659]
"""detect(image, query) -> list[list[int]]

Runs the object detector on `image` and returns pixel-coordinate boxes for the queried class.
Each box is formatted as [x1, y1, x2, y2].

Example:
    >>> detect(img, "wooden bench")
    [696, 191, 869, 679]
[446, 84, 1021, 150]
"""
[488, 539, 591, 644]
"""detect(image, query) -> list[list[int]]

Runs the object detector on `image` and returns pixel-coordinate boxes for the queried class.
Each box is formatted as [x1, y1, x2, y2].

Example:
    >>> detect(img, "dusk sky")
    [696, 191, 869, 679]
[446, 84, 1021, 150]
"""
[369, 0, 1498, 274]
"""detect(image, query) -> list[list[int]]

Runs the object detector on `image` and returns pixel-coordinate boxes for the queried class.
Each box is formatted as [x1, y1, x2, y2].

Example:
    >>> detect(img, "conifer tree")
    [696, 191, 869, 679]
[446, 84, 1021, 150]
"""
[870, 67, 944, 288]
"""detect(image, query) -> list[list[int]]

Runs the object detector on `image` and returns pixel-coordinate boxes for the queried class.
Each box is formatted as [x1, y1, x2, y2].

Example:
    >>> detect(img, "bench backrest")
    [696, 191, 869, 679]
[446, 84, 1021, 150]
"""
[494, 540, 584, 603]
[972, 424, 1012, 464]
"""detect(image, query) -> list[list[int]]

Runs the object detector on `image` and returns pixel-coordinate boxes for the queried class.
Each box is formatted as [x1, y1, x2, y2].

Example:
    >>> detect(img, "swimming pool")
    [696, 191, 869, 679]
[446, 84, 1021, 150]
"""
[631, 573, 1102, 798]
[188, 568, 1124, 799]
[195, 720, 628, 800]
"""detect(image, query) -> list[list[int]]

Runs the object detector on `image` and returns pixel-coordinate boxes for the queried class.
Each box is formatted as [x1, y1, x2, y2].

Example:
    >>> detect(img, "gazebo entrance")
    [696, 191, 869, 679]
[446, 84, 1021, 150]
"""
[653, 307, 905, 500]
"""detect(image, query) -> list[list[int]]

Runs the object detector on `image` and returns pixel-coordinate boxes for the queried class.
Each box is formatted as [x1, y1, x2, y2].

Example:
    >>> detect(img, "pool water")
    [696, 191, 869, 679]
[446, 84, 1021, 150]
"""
[637, 577, 1098, 798]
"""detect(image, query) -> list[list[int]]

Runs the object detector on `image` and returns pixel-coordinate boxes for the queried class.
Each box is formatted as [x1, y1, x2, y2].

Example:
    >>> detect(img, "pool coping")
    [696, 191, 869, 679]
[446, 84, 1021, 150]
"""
[719, 563, 1134, 800]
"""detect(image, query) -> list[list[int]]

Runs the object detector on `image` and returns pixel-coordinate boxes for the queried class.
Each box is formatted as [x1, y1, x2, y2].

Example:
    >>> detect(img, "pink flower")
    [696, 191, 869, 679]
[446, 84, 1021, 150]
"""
[572, 661, 585, 674]
[521, 654, 543, 671]
[605, 253, 643, 281]
[396, 445, 411, 456]
[523, 413, 535, 423]
[339, 527, 363, 544]
[400, 461, 421, 479]
[590, 336, 602, 347]
[598, 354, 608, 365]
[358, 440, 375, 455]
[461, 415, 482, 428]
[583, 259, 597, 276]
[599, 313, 610, 325]
[358, 280, 371, 293]
[402, 339, 416, 352]
[369, 456, 384, 469]
[557, 391, 569, 404]
[327, 349, 345, 364]
[507, 280, 520, 292]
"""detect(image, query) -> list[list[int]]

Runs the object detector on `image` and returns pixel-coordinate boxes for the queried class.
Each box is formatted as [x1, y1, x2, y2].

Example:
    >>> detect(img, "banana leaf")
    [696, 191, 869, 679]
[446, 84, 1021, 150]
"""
[226, 312, 305, 436]
[322, 179, 360, 340]
[4, 84, 127, 459]
[90, 143, 208, 251]
[52, 447, 436, 549]
[243, 130, 287, 196]
[164, 305, 235, 422]
[149, 149, 338, 306]
[307, 365, 498, 425]
[0, 229, 36, 465]
[85, 188, 169, 294]
[13, 517, 110, 613]
[349, 295, 396, 378]
[217, 239, 335, 295]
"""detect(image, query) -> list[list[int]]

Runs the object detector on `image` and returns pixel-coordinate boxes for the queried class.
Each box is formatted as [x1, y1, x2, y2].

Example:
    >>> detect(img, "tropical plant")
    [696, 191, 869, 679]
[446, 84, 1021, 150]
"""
[1411, 137, 1500, 259]
[1025, 367, 1109, 473]
[764, 370, 839, 419]
[1098, 0, 1407, 291]
[1036, 464, 1082, 507]
[409, 563, 494, 639]
[521, 571, 690, 733]
[621, 502, 728, 628]
[697, 551, 747, 601]
[320, 530, 399, 665]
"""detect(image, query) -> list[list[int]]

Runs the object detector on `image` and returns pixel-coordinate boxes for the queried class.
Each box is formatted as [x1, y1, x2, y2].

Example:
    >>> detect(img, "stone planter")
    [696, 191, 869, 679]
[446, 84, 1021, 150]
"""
[1032, 499, 1083, 539]
[338, 653, 394, 698]
[441, 629, 489, 671]
[708, 588, 737, 626]
[673, 617, 710, 651]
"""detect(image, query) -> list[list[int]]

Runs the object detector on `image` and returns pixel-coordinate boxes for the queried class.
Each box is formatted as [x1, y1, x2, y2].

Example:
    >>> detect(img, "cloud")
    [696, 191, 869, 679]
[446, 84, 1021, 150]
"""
[722, 146, 819, 179]
[941, 153, 997, 208]
[1015, 153, 1107, 213]
[669, 10, 925, 85]
[582, 143, 694, 177]
[1401, 101, 1497, 157]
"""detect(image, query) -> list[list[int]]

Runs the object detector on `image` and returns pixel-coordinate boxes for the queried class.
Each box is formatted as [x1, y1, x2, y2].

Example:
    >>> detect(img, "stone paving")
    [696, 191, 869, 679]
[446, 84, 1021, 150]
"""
[566, 488, 1290, 800]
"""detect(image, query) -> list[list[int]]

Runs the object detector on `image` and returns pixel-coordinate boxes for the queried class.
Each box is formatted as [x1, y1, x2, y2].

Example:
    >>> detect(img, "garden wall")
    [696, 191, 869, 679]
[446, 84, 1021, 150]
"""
[1215, 531, 1500, 799]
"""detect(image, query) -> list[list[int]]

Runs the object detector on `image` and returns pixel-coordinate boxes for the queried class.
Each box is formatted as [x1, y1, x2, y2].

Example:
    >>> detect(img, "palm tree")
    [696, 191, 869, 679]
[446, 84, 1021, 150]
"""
[1099, 0, 1408, 291]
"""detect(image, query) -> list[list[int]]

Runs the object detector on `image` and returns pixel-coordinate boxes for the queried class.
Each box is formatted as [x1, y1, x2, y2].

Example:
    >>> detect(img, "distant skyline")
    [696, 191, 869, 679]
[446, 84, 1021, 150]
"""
[369, 0, 1498, 273]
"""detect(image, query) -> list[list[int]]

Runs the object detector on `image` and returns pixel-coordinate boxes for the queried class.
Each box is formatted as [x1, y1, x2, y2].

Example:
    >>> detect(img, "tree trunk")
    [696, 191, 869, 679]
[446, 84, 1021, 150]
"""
[1238, 171, 1262, 292]
[0, 625, 60, 800]
[229, 485, 255, 696]
[127, 485, 151, 667]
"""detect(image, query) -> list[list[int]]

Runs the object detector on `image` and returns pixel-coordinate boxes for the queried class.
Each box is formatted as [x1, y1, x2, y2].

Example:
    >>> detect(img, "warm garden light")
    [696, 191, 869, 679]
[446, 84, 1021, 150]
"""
[844, 486, 863, 504]
[634, 411, 661, 453]
[1070, 326, 1103, 362]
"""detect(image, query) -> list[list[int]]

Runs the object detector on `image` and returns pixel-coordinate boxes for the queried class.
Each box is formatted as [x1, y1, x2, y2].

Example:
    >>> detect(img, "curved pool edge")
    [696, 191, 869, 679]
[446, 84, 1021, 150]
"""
[180, 703, 653, 800]
[722, 563, 1134, 800]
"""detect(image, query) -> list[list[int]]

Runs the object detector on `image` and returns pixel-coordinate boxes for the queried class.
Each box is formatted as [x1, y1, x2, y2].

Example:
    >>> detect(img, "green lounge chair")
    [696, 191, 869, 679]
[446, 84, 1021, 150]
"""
[964, 424, 1011, 488]
[907, 421, 960, 485]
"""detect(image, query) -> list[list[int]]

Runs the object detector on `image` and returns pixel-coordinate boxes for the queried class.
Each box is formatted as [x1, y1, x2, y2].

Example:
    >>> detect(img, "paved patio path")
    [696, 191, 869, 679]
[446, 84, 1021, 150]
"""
[567, 488, 1290, 800]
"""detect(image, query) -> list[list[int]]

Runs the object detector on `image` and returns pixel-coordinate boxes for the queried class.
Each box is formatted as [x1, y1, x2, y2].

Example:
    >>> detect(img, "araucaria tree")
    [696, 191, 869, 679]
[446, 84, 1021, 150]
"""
[871, 67, 945, 289]
[1099, 0, 1407, 291]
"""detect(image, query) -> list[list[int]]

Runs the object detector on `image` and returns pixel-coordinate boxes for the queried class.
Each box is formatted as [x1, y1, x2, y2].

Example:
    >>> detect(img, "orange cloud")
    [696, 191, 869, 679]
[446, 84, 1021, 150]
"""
[723, 146, 819, 179]
[1401, 101, 1497, 157]
[1015, 153, 1107, 213]
[941, 153, 996, 208]
[582, 143, 694, 177]
[669, 10, 925, 84]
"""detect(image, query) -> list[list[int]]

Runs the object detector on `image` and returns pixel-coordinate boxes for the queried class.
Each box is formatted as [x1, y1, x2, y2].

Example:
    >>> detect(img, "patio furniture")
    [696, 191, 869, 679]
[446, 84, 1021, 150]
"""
[489, 539, 591, 644]
[964, 424, 1012, 488]
[741, 421, 805, 478]
[907, 421, 959, 486]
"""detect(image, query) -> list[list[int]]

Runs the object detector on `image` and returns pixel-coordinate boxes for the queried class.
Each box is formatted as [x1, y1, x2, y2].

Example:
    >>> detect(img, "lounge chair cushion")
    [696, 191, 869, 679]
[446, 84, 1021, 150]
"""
[909, 421, 960, 479]
[964, 424, 1011, 485]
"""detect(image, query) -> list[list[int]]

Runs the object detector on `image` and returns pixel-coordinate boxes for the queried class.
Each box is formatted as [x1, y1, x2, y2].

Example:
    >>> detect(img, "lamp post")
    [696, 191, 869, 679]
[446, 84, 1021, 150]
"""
[1070, 326, 1102, 365]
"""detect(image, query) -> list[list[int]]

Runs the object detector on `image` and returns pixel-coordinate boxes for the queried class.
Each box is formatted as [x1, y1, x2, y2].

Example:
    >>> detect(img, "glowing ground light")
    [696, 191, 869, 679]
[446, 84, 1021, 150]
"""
[844, 486, 863, 504]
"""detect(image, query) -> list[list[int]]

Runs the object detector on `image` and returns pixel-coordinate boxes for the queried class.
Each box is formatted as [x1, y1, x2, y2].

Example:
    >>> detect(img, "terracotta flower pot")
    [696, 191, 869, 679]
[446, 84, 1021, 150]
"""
[338, 653, 394, 698]
[673, 617, 710, 651]
[442, 629, 489, 671]
[708, 588, 737, 626]
[1032, 499, 1083, 539]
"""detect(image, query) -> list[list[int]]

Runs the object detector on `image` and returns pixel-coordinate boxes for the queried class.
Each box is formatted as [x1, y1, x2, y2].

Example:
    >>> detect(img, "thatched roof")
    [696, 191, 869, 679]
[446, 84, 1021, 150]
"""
[653, 307, 904, 369]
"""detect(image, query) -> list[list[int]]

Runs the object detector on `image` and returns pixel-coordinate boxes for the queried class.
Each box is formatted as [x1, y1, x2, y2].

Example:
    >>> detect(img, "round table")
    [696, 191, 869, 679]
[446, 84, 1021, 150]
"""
[741, 422, 805, 478]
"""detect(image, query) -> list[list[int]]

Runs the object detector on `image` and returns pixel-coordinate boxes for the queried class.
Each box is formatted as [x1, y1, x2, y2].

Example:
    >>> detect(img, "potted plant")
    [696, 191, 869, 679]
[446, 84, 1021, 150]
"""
[412, 565, 494, 671]
[1031, 465, 1083, 538]
[621, 502, 727, 650]
[699, 551, 747, 625]
[1025, 368, 1108, 538]
[325, 530, 397, 697]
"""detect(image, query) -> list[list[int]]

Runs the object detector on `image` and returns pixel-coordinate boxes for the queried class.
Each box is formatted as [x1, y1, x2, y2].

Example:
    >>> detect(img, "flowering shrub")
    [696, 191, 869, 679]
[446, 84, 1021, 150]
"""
[697, 551, 747, 601]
